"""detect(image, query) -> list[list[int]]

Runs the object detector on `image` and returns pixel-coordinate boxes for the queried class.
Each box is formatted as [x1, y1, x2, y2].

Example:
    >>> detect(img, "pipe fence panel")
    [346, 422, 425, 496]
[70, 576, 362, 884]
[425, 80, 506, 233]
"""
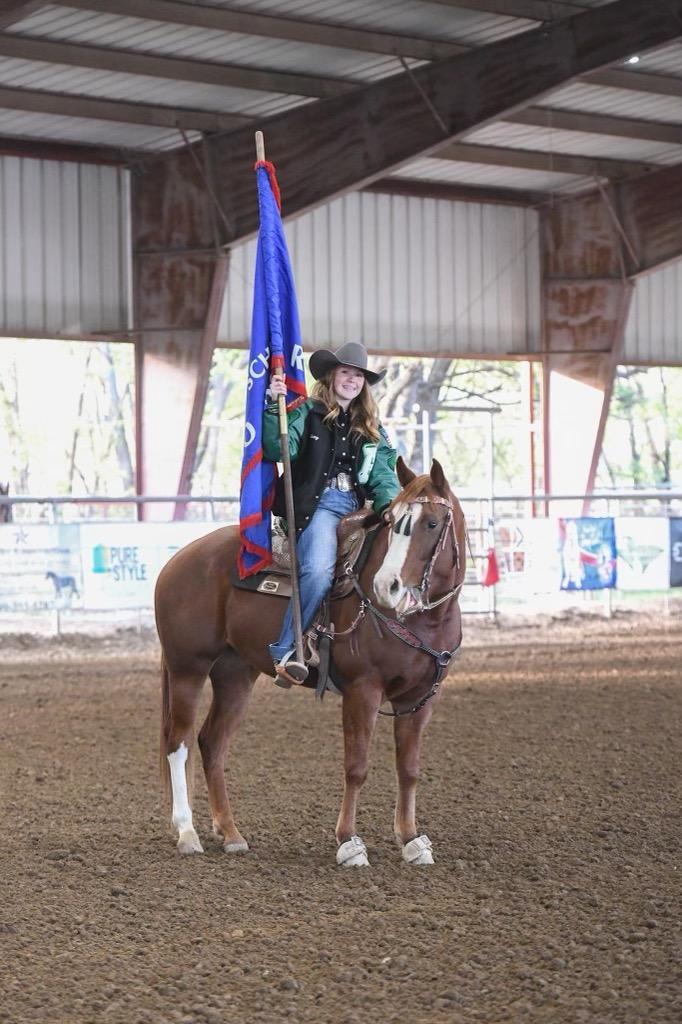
[0, 495, 681, 632]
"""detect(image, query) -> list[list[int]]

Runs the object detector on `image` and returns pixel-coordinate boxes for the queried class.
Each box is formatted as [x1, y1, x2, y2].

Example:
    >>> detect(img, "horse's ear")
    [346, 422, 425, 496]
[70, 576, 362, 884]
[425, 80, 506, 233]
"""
[396, 456, 416, 488]
[430, 458, 448, 495]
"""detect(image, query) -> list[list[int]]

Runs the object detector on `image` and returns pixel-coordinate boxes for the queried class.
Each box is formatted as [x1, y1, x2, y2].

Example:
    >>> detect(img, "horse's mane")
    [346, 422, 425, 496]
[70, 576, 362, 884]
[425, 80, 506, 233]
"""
[391, 474, 447, 508]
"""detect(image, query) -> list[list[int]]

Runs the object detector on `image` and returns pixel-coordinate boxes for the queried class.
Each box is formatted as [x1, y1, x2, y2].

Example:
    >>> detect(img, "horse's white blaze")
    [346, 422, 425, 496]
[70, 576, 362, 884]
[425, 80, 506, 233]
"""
[374, 502, 423, 610]
[168, 742, 195, 835]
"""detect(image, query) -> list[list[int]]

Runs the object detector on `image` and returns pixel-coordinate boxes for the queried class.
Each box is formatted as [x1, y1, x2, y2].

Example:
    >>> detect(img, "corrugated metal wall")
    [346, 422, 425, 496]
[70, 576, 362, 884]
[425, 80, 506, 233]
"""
[624, 259, 682, 365]
[0, 156, 130, 338]
[220, 191, 541, 358]
[5, 158, 678, 366]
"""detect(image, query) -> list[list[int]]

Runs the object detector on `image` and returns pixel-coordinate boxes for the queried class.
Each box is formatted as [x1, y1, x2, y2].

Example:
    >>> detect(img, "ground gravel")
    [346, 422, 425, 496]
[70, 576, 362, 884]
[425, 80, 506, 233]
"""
[0, 612, 680, 1023]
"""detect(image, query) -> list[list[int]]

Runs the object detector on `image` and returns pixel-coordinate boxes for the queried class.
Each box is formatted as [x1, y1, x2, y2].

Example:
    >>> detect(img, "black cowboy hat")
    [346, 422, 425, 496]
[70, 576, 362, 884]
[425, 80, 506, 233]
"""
[309, 342, 386, 385]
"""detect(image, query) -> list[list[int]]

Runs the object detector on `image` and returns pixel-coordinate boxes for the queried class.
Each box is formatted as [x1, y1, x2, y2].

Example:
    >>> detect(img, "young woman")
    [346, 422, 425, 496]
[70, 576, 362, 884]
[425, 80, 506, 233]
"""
[262, 341, 399, 686]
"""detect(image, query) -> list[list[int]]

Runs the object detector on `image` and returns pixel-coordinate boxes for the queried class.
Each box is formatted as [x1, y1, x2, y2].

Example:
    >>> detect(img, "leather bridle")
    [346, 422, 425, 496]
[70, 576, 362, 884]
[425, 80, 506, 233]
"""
[331, 493, 465, 717]
[385, 494, 464, 617]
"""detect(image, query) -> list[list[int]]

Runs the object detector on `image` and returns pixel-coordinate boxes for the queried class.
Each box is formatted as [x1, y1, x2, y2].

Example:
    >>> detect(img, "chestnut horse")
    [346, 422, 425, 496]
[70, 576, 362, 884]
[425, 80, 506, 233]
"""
[156, 458, 466, 867]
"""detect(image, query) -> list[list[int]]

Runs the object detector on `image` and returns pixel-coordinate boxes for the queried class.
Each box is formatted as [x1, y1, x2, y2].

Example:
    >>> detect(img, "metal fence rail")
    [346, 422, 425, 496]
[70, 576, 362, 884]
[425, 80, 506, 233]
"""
[2, 490, 682, 522]
[1, 491, 680, 634]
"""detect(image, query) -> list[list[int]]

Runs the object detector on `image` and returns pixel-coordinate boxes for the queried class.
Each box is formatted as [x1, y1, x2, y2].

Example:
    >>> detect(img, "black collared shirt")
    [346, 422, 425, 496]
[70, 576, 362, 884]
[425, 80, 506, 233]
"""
[329, 408, 354, 479]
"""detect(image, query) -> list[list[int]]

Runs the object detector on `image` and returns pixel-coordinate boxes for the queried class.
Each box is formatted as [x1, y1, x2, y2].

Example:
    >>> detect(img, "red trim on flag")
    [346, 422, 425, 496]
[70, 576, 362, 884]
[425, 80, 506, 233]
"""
[263, 480, 276, 510]
[238, 550, 272, 578]
[286, 394, 307, 412]
[238, 532, 270, 556]
[286, 377, 307, 396]
[240, 448, 262, 485]
[271, 354, 285, 369]
[237, 535, 273, 579]
[254, 160, 281, 211]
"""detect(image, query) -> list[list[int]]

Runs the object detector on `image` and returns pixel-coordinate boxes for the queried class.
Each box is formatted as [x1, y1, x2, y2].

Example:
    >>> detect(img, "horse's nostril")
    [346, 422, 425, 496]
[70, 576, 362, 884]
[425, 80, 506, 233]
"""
[389, 579, 400, 596]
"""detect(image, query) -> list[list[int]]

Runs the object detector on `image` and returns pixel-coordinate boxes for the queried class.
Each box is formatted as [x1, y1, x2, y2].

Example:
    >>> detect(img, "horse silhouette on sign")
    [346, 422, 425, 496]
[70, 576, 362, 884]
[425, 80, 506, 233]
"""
[45, 571, 80, 600]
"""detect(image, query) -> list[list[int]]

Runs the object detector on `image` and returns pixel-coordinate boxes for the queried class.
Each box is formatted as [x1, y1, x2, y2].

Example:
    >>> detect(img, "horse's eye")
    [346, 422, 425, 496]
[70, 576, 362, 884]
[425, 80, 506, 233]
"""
[427, 519, 438, 530]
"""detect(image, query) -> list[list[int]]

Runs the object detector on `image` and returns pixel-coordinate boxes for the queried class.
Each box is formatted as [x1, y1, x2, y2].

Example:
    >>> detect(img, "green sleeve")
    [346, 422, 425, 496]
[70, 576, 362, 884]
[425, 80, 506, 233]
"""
[366, 431, 400, 513]
[262, 400, 310, 462]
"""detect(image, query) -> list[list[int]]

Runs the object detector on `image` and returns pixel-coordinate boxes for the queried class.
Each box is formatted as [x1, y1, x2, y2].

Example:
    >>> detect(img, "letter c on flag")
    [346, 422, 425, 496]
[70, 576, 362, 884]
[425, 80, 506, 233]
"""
[250, 355, 268, 378]
[244, 422, 255, 448]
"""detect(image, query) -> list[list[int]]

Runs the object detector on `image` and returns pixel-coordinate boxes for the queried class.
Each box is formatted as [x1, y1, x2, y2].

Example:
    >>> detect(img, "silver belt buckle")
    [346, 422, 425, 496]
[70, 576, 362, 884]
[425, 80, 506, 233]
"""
[336, 472, 353, 492]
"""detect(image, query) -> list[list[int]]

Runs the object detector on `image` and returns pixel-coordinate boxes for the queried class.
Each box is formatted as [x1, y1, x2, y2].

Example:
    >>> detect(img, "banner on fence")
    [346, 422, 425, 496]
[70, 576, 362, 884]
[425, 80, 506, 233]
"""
[559, 517, 617, 591]
[79, 522, 218, 608]
[616, 517, 669, 590]
[496, 519, 561, 594]
[0, 523, 81, 611]
[670, 518, 682, 588]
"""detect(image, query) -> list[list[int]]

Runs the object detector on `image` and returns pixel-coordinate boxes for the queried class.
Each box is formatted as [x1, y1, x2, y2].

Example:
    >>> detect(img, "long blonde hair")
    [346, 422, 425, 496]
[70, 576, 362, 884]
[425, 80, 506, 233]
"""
[311, 370, 381, 443]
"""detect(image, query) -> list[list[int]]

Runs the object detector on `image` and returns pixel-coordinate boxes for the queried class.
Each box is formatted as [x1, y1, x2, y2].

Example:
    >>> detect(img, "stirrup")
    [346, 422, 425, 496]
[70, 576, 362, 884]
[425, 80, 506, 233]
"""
[274, 659, 308, 687]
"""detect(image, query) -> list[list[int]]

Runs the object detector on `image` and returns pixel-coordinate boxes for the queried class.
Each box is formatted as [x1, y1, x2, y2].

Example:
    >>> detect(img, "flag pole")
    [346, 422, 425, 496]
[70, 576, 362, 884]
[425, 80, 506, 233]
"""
[255, 130, 307, 676]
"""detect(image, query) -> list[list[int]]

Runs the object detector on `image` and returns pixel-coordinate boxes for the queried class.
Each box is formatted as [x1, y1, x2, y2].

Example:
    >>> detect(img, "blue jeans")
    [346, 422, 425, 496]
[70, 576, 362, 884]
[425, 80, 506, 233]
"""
[269, 486, 359, 663]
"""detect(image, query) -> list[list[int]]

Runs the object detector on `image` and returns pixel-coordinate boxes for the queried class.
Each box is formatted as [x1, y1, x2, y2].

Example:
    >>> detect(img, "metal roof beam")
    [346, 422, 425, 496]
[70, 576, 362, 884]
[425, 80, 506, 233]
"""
[616, 162, 682, 273]
[0, 84, 252, 131]
[131, 0, 682, 248]
[424, 0, 588, 18]
[0, 133, 131, 163]
[34, 2, 682, 109]
[4, 4, 680, 108]
[0, 32, 353, 98]
[507, 106, 682, 144]
[544, 161, 682, 276]
[582, 68, 682, 98]
[62, 0, 464, 62]
[436, 141, 658, 178]
[365, 176, 547, 207]
[0, 1, 46, 30]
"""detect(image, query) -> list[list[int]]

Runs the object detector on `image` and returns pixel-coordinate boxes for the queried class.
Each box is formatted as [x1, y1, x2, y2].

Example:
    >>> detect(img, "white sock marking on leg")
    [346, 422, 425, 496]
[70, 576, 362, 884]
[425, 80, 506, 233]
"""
[168, 742, 194, 834]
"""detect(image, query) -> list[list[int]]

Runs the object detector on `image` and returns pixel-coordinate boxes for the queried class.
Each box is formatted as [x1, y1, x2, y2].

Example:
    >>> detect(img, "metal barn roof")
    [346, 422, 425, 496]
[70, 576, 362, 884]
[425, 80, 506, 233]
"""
[0, 0, 679, 202]
[0, 0, 667, 216]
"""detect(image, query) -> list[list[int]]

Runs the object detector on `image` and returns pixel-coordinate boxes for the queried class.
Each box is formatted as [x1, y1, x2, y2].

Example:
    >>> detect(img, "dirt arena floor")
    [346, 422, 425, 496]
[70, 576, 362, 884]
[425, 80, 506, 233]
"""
[1, 612, 680, 1024]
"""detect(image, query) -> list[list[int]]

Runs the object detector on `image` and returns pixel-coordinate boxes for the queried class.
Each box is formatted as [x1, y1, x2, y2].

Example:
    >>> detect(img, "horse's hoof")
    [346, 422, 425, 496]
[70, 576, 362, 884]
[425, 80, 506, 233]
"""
[223, 838, 249, 854]
[336, 835, 370, 868]
[177, 830, 204, 855]
[402, 834, 434, 865]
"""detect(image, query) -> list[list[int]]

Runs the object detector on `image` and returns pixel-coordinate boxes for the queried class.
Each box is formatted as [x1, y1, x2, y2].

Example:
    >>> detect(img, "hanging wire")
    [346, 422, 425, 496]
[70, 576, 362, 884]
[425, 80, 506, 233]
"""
[398, 55, 449, 137]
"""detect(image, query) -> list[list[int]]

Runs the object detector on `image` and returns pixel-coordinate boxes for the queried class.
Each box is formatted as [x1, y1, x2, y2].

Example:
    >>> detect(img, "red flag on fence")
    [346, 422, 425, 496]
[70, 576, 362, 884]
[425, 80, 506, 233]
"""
[481, 547, 500, 587]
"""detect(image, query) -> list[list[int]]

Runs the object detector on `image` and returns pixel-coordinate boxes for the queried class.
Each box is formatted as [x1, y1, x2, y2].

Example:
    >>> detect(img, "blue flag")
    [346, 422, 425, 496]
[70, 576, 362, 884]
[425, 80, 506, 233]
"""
[238, 161, 307, 579]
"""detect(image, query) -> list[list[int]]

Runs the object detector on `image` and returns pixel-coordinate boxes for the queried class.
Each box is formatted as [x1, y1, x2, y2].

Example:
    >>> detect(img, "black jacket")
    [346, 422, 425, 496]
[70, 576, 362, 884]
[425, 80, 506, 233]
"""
[262, 399, 398, 535]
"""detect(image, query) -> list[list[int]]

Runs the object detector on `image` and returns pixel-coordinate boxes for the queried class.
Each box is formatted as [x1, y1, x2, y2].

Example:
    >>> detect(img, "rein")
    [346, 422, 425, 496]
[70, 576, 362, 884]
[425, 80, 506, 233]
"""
[321, 493, 464, 718]
[404, 495, 464, 615]
[346, 571, 461, 717]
